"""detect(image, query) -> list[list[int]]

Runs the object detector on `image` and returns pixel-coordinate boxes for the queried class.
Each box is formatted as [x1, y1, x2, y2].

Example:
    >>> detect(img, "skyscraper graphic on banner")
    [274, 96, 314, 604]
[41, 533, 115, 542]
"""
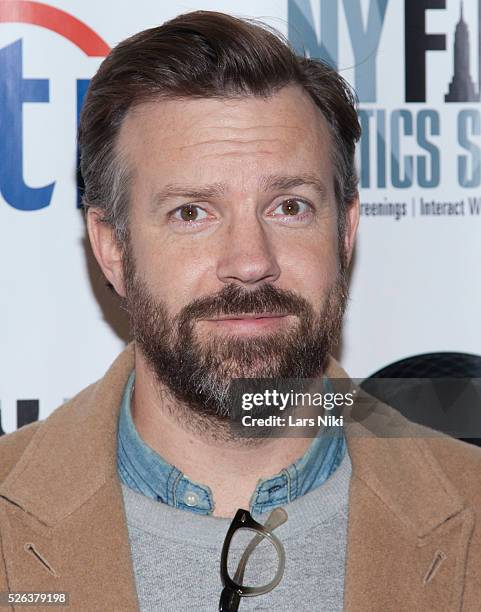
[445, 1, 480, 101]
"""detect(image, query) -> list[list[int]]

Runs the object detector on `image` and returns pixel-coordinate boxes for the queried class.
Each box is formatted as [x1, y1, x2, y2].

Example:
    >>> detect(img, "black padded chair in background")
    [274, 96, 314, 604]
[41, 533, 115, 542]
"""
[361, 352, 481, 447]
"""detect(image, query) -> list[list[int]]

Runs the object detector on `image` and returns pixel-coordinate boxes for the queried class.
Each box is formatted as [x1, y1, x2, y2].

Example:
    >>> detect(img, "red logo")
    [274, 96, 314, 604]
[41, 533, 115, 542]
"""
[0, 0, 110, 55]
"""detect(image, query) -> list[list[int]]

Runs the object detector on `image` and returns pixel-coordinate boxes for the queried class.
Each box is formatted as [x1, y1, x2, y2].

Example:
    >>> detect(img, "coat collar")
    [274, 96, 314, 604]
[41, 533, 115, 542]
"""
[0, 343, 474, 611]
[0, 343, 132, 527]
[327, 357, 465, 538]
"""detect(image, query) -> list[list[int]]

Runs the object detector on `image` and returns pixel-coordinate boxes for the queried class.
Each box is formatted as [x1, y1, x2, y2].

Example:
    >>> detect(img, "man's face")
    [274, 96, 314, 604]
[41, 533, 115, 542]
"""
[99, 85, 358, 420]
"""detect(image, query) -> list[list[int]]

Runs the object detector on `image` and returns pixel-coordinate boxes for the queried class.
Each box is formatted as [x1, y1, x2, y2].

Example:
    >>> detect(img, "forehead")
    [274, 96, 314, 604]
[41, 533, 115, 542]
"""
[116, 84, 334, 190]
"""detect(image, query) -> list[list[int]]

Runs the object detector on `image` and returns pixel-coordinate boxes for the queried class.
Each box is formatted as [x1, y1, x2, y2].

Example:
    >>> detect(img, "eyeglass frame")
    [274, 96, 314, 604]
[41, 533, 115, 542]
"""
[219, 507, 287, 611]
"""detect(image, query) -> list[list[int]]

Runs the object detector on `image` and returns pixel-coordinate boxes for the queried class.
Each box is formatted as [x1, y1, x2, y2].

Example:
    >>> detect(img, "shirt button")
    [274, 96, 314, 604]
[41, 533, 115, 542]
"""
[184, 492, 199, 507]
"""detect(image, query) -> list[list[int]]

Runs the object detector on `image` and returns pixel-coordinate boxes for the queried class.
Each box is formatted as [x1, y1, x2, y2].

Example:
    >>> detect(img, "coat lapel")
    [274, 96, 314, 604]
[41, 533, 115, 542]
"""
[0, 344, 476, 611]
[0, 477, 139, 611]
[343, 443, 474, 611]
[334, 368, 476, 612]
[0, 344, 140, 611]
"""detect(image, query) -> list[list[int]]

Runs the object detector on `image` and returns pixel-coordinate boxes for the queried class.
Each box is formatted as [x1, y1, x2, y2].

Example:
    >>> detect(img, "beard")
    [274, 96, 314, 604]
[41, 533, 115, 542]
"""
[122, 240, 349, 427]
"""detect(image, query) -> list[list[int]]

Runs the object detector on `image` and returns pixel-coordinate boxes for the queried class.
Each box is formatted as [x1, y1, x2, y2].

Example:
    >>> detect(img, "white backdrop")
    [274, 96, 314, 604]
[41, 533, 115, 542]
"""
[0, 0, 480, 432]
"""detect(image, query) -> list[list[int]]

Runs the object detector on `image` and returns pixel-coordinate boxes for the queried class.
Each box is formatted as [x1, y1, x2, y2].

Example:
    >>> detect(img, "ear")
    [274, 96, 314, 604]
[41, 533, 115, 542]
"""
[343, 194, 360, 267]
[86, 208, 126, 297]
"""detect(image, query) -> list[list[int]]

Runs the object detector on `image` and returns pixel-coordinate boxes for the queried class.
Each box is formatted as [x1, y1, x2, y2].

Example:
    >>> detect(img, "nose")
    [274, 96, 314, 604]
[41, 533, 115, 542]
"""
[216, 213, 281, 287]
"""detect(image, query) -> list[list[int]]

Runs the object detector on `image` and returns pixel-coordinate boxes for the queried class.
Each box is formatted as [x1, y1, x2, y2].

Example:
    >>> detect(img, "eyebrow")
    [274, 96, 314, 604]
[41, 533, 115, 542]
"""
[150, 173, 328, 209]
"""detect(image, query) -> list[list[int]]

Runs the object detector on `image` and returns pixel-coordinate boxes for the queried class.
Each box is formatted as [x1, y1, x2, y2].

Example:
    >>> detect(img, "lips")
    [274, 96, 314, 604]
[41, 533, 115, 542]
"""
[205, 312, 289, 321]
[196, 313, 292, 334]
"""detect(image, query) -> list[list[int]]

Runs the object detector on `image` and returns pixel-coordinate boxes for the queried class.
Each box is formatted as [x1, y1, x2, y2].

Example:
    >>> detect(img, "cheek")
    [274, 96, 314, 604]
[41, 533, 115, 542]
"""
[130, 227, 217, 308]
[277, 233, 340, 303]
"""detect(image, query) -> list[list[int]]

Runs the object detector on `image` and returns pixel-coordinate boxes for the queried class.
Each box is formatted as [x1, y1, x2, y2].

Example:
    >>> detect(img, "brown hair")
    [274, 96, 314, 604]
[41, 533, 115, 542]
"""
[79, 10, 360, 245]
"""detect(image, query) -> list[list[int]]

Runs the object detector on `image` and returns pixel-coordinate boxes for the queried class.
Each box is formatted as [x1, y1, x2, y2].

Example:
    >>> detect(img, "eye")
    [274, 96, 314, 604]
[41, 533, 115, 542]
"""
[171, 204, 210, 223]
[271, 198, 312, 218]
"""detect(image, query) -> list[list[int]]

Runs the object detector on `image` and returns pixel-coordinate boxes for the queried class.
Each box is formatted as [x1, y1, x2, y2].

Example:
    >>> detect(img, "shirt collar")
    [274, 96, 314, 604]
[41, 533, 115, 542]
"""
[117, 370, 346, 515]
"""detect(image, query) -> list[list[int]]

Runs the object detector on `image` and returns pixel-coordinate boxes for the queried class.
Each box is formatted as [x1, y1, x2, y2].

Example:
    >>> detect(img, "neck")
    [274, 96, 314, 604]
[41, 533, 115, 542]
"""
[131, 346, 313, 518]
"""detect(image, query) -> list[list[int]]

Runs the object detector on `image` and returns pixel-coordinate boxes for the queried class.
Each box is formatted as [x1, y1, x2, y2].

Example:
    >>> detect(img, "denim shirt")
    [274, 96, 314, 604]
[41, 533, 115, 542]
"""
[117, 370, 346, 516]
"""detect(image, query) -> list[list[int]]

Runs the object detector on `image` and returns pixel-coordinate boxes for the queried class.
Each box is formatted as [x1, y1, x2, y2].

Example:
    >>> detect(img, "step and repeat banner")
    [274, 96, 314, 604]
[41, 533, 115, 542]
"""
[1, 0, 480, 432]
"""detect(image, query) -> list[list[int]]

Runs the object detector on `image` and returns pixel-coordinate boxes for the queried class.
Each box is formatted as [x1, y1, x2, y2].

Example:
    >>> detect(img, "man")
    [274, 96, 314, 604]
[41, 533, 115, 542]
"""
[0, 10, 480, 612]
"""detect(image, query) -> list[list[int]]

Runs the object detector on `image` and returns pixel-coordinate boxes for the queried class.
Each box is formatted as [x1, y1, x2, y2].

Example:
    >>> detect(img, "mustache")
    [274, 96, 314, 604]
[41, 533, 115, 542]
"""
[178, 283, 313, 323]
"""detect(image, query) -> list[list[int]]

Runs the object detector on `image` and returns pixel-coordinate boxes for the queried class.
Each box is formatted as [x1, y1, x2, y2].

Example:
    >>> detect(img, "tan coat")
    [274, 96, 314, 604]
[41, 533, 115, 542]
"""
[0, 343, 480, 611]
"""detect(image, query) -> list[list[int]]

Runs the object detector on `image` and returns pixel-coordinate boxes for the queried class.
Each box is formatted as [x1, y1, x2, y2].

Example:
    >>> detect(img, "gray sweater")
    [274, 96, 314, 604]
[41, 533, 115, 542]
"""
[120, 447, 352, 611]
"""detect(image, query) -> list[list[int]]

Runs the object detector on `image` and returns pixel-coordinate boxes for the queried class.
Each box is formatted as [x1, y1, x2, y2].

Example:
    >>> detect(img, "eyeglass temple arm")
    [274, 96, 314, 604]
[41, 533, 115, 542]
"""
[233, 507, 288, 585]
